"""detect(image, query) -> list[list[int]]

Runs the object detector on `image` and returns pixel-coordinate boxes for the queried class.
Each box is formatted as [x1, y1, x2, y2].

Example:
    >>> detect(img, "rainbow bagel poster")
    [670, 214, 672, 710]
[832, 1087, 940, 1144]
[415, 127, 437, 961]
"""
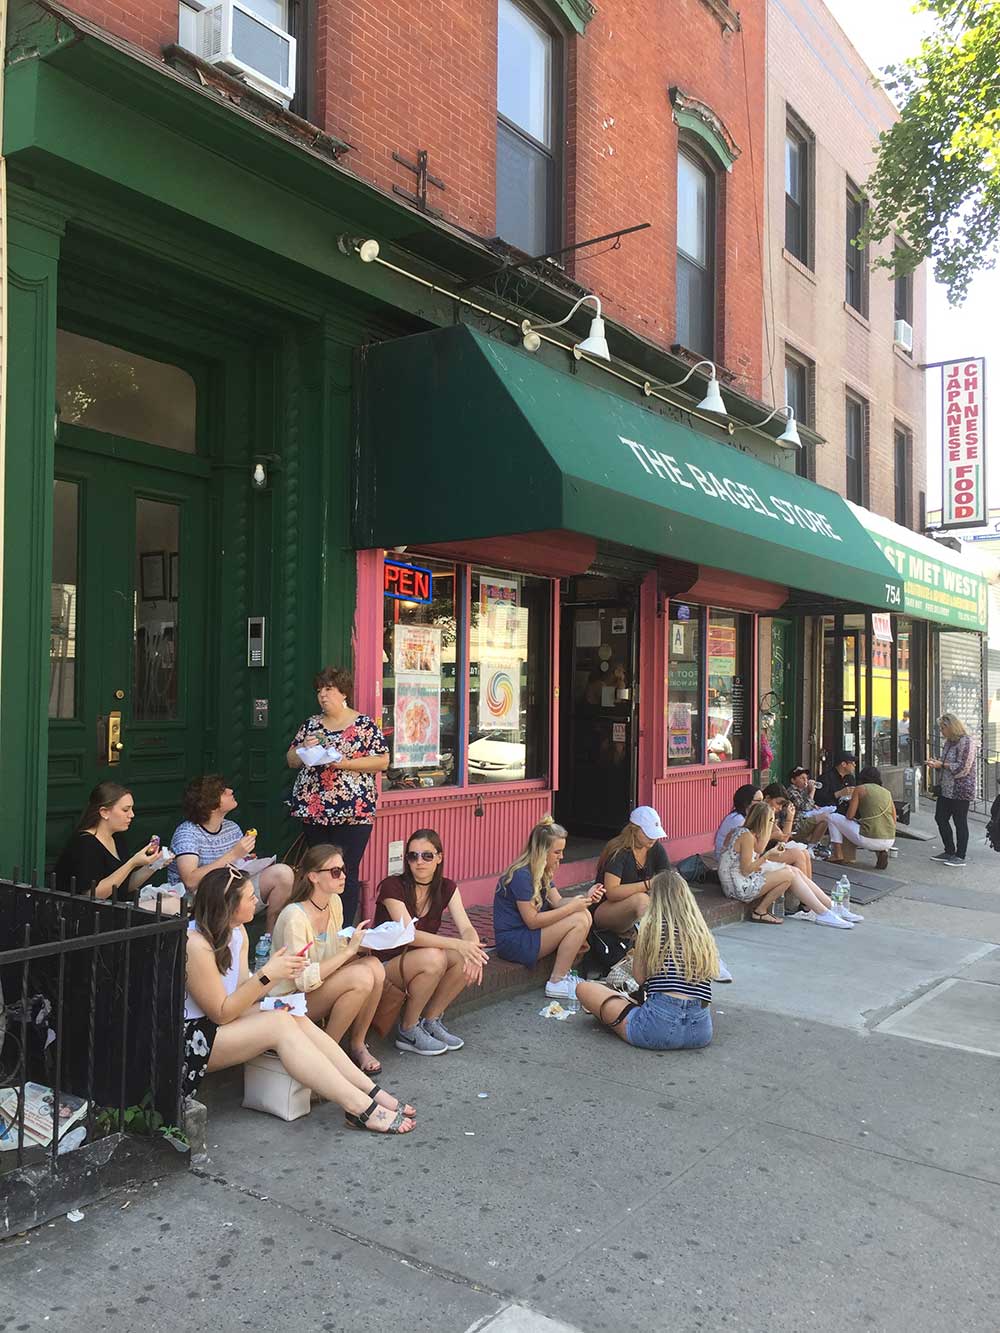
[479, 660, 521, 730]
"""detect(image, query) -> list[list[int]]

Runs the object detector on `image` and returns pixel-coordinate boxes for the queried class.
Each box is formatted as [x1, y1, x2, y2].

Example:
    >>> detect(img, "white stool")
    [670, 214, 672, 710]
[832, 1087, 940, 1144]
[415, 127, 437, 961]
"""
[242, 1050, 311, 1121]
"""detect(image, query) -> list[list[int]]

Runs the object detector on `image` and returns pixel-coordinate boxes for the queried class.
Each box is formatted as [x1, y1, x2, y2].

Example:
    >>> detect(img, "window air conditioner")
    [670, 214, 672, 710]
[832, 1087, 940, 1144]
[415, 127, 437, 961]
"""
[893, 319, 914, 354]
[197, 0, 296, 104]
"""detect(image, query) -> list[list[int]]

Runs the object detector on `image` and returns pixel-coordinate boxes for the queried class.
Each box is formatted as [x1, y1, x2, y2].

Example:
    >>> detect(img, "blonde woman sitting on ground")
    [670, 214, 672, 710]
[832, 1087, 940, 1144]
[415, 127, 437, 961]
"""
[577, 871, 715, 1049]
[493, 816, 604, 1001]
[719, 803, 856, 928]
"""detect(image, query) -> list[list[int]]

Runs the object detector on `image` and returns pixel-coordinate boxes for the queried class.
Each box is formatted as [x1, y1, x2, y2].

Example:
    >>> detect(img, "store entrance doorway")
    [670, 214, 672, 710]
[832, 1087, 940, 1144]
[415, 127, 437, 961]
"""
[556, 575, 639, 841]
[821, 614, 871, 769]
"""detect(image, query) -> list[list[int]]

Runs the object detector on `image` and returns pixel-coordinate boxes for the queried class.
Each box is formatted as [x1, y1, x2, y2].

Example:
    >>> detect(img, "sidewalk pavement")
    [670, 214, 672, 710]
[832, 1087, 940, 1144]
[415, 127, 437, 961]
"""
[2, 817, 998, 1332]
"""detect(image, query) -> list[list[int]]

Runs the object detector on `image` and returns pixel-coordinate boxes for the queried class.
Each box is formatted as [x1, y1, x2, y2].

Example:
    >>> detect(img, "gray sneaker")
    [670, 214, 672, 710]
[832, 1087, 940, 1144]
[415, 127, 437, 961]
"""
[929, 851, 953, 863]
[421, 1016, 464, 1050]
[944, 855, 967, 868]
[395, 1022, 448, 1056]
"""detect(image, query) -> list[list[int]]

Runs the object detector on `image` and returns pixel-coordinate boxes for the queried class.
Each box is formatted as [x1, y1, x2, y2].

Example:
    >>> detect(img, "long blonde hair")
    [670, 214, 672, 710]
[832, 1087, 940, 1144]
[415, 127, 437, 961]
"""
[939, 713, 968, 740]
[742, 801, 774, 845]
[596, 821, 646, 878]
[500, 815, 567, 909]
[634, 871, 719, 982]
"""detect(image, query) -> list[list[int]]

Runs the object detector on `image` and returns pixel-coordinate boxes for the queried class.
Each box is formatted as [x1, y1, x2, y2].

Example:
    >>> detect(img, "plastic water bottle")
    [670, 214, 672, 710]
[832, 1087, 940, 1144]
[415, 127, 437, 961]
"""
[254, 932, 271, 972]
[564, 970, 580, 1015]
[834, 876, 851, 908]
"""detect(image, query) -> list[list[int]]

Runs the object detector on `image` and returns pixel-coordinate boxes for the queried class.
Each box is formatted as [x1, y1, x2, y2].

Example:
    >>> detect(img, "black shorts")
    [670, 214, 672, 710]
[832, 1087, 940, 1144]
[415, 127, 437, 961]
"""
[182, 1016, 219, 1099]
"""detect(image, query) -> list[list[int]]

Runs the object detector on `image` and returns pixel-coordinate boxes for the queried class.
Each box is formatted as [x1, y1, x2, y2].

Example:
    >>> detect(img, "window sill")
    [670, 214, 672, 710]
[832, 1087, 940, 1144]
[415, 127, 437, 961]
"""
[656, 761, 753, 781]
[782, 249, 816, 284]
[843, 302, 871, 331]
[893, 343, 916, 366]
[379, 778, 550, 807]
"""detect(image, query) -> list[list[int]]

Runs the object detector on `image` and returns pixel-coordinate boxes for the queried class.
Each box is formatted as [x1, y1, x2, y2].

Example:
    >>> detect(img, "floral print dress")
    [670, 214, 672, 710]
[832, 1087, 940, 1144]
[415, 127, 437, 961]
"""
[288, 713, 388, 826]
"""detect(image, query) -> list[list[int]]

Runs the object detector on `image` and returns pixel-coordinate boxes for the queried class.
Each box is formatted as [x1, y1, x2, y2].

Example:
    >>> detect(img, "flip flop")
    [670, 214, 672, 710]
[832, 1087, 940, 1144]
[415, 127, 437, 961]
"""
[350, 1045, 382, 1076]
[751, 910, 783, 925]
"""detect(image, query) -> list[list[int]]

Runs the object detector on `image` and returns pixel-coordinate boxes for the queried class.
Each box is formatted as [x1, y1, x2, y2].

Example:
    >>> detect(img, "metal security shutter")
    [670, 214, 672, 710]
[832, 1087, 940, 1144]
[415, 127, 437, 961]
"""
[937, 630, 985, 801]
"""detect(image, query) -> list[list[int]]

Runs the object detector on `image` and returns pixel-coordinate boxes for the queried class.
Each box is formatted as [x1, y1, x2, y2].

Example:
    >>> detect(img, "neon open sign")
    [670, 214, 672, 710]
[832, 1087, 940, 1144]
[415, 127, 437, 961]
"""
[383, 559, 433, 603]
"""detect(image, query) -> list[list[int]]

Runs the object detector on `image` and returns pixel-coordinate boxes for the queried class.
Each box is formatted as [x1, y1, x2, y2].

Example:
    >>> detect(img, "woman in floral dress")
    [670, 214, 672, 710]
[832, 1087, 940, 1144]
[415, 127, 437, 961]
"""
[286, 666, 389, 925]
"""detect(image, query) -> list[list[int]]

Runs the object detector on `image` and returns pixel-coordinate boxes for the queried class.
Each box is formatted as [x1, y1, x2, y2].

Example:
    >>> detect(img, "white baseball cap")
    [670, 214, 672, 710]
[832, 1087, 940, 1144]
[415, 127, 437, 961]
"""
[629, 806, 667, 840]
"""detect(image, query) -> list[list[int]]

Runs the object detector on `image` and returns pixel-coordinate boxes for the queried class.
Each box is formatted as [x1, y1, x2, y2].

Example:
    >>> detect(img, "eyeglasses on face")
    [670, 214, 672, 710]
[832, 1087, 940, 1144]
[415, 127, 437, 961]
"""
[320, 865, 346, 879]
[406, 850, 437, 863]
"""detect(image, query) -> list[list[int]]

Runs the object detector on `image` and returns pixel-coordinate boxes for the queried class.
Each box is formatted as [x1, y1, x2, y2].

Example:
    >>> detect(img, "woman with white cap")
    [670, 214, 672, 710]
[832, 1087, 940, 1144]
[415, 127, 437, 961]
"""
[593, 807, 671, 933]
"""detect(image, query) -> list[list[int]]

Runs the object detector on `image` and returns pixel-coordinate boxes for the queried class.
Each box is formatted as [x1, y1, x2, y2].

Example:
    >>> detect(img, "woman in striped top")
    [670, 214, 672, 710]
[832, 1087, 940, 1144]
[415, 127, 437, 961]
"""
[577, 871, 715, 1050]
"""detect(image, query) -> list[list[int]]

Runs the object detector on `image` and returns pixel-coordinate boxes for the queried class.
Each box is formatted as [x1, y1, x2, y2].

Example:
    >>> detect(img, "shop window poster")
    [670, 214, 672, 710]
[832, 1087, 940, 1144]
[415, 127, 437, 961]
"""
[393, 680, 442, 768]
[478, 660, 521, 731]
[393, 624, 441, 677]
[480, 577, 520, 652]
[667, 702, 693, 759]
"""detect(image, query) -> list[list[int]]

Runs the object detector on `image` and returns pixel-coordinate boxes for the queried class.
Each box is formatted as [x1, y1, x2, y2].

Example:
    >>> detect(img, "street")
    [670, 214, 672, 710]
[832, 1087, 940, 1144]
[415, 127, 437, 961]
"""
[1, 820, 998, 1333]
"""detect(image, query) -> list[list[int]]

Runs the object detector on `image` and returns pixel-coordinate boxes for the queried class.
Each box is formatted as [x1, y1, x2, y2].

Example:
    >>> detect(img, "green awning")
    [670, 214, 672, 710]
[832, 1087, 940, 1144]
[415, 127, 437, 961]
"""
[356, 325, 904, 611]
[848, 503, 989, 631]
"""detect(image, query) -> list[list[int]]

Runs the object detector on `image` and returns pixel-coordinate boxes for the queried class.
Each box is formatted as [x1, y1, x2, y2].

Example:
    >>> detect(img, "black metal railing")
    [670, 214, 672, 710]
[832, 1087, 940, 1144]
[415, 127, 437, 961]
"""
[0, 875, 187, 1172]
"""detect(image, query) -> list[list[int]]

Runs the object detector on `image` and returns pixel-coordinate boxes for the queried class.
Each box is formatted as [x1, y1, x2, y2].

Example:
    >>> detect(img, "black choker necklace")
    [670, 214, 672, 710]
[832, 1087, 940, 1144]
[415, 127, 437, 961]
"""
[308, 897, 327, 910]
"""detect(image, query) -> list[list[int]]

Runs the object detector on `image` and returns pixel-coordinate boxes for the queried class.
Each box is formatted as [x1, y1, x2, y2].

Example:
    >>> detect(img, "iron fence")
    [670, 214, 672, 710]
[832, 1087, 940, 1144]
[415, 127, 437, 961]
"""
[0, 875, 187, 1172]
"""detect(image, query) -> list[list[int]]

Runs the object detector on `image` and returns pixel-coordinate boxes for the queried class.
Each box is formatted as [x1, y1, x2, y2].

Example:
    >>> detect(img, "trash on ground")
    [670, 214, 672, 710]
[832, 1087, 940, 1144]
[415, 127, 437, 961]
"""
[539, 1001, 571, 1020]
[66, 1210, 84, 1223]
[477, 1092, 488, 1099]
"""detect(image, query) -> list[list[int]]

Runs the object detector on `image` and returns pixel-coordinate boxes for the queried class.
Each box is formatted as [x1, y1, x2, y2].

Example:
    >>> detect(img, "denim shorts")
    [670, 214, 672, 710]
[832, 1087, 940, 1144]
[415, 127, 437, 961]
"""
[625, 992, 713, 1050]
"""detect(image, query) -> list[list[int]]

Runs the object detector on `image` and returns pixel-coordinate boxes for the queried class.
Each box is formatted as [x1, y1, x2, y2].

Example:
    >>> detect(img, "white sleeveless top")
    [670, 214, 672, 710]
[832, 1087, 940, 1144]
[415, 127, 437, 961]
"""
[184, 922, 245, 1020]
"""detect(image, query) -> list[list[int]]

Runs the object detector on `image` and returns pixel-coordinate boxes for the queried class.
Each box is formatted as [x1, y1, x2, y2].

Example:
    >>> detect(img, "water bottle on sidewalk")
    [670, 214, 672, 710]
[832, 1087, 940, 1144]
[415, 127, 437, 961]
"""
[564, 970, 580, 1015]
[254, 932, 271, 972]
[833, 876, 851, 909]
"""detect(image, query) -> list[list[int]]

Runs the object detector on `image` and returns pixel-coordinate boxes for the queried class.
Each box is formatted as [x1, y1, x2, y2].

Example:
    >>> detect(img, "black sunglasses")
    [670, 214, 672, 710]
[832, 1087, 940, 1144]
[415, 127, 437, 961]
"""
[406, 850, 437, 863]
[320, 865, 346, 879]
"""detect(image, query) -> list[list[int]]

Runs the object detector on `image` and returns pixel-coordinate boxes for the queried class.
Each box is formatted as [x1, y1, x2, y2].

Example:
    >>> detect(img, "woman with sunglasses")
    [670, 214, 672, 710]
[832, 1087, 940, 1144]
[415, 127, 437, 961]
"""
[374, 829, 490, 1056]
[270, 845, 387, 1075]
[184, 865, 415, 1135]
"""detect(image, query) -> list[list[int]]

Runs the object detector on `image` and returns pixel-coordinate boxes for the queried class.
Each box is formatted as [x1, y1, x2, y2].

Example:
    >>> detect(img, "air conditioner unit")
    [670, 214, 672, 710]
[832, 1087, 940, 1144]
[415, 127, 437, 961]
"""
[197, 0, 296, 104]
[893, 319, 914, 353]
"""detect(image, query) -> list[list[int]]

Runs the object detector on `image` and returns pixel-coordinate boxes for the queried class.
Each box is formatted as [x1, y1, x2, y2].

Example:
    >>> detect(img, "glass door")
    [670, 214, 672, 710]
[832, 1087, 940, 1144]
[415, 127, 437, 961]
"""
[47, 439, 209, 861]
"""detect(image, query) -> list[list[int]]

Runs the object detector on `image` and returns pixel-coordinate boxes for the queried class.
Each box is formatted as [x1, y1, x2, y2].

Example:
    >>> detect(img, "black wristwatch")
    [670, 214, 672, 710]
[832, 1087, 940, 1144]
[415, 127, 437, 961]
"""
[258, 972, 272, 987]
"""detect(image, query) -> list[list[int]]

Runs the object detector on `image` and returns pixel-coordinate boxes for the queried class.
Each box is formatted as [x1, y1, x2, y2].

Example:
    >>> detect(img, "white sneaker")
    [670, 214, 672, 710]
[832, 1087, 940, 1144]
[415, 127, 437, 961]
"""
[814, 909, 853, 929]
[787, 910, 815, 922]
[834, 902, 864, 923]
[545, 975, 577, 1000]
[713, 957, 734, 983]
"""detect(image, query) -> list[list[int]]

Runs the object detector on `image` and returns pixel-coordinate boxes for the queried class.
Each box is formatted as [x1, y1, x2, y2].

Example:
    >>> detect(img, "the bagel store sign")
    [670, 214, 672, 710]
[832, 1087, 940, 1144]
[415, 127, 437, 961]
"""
[941, 358, 987, 529]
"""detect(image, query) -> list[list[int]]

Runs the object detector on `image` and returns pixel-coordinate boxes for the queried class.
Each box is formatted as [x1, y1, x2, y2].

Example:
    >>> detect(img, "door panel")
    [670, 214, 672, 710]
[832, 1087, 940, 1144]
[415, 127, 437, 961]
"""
[47, 436, 208, 861]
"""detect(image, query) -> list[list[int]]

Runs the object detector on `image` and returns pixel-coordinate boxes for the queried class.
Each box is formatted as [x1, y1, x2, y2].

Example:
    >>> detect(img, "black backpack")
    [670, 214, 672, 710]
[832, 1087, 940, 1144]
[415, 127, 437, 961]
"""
[986, 795, 1000, 852]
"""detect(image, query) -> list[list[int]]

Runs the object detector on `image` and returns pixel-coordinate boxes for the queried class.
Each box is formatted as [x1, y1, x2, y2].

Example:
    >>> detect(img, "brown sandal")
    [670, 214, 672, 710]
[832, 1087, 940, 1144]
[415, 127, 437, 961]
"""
[751, 910, 784, 924]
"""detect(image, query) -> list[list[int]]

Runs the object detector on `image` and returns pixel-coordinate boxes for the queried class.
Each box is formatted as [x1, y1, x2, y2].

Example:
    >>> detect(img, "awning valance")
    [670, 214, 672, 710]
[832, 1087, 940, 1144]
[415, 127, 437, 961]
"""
[355, 325, 904, 611]
[847, 503, 989, 631]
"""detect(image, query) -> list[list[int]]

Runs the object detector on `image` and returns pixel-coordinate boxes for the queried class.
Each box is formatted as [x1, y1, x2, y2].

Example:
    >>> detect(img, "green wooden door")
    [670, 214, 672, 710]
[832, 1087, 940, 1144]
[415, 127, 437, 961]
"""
[767, 618, 799, 784]
[47, 430, 210, 862]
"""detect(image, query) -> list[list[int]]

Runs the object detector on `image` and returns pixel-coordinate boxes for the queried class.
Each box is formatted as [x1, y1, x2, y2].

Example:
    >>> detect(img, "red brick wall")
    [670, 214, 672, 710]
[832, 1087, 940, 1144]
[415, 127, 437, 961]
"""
[53, 0, 766, 392]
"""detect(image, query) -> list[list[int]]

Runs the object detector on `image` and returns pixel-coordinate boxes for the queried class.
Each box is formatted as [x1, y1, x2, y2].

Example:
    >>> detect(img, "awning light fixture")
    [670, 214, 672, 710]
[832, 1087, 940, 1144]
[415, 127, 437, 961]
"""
[338, 235, 381, 263]
[521, 294, 610, 362]
[643, 360, 727, 416]
[749, 404, 802, 449]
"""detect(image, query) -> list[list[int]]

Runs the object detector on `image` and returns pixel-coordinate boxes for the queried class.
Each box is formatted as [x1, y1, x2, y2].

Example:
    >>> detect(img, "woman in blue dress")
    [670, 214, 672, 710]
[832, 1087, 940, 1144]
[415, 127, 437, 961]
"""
[493, 816, 603, 1001]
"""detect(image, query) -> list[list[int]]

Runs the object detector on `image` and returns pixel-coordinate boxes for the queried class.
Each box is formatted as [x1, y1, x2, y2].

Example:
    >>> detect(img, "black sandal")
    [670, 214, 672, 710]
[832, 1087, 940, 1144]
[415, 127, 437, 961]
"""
[751, 909, 783, 924]
[367, 1082, 416, 1119]
[345, 1096, 414, 1134]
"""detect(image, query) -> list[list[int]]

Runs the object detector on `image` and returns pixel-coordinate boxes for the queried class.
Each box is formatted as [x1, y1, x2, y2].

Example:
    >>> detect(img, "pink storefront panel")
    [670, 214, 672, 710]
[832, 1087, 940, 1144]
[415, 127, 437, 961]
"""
[359, 788, 552, 913]
[654, 765, 752, 860]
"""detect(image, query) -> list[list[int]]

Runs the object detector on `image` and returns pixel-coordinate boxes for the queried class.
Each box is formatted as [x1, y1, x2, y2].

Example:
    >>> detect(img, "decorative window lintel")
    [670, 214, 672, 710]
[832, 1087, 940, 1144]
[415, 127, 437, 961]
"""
[670, 88, 741, 172]
[546, 0, 596, 35]
[697, 0, 741, 33]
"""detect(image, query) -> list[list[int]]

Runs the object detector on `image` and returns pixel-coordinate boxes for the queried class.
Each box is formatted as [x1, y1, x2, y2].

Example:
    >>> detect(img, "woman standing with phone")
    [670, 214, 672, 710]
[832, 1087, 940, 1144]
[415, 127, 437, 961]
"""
[927, 713, 977, 866]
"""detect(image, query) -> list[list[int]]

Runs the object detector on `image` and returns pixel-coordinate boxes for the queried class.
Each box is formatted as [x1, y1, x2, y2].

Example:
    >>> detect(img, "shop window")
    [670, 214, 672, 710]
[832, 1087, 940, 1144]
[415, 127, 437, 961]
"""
[676, 145, 716, 357]
[707, 611, 749, 762]
[896, 618, 912, 768]
[382, 557, 459, 792]
[667, 605, 703, 767]
[469, 570, 551, 784]
[496, 0, 562, 254]
[50, 480, 80, 719]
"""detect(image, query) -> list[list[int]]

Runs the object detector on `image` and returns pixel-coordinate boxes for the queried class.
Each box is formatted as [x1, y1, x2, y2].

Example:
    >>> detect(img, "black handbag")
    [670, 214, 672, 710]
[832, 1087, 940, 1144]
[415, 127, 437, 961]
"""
[581, 924, 631, 979]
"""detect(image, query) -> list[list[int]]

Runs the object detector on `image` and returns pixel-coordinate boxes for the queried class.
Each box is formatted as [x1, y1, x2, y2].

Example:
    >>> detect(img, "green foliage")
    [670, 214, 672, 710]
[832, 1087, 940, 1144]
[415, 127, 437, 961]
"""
[864, 0, 1000, 304]
[93, 1093, 189, 1148]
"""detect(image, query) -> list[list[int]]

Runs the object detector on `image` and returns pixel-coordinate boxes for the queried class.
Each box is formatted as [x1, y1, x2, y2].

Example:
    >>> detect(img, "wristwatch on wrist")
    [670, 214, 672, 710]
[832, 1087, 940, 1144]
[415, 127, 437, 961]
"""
[258, 972, 272, 987]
